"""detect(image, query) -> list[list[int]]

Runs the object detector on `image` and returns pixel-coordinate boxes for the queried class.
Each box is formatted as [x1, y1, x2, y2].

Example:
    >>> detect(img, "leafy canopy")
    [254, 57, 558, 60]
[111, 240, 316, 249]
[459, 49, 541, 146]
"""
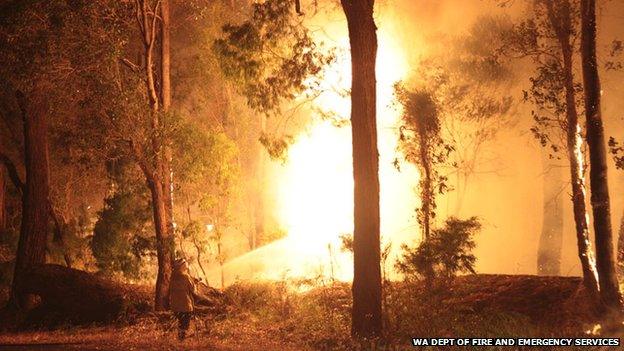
[213, 0, 334, 116]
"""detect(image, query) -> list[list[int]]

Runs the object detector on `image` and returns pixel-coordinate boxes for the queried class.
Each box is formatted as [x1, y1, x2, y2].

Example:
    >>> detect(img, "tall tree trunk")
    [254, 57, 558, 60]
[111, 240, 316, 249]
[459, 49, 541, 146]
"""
[562, 43, 600, 302]
[341, 0, 382, 338]
[160, 0, 175, 240]
[545, 0, 600, 301]
[136, 0, 174, 311]
[537, 154, 564, 276]
[580, 0, 622, 311]
[11, 90, 50, 309]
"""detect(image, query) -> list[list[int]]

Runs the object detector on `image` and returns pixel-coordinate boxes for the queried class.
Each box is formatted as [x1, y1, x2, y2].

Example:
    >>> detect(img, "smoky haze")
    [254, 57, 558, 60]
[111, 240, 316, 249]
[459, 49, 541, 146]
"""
[382, 0, 624, 276]
[205, 0, 624, 285]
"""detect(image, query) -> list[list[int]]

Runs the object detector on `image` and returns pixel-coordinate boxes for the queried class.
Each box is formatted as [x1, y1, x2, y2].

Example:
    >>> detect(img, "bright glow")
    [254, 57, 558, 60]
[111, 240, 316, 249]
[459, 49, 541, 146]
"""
[278, 121, 353, 244]
[273, 13, 420, 280]
[207, 8, 423, 286]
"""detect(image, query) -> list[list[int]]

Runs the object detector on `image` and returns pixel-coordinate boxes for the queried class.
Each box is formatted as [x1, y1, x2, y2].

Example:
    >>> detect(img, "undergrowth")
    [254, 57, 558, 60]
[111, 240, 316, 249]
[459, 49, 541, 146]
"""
[0, 275, 607, 350]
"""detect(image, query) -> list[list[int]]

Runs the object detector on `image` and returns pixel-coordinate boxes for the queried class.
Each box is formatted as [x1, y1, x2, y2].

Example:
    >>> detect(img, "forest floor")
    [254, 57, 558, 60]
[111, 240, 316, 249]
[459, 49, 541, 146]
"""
[0, 274, 620, 350]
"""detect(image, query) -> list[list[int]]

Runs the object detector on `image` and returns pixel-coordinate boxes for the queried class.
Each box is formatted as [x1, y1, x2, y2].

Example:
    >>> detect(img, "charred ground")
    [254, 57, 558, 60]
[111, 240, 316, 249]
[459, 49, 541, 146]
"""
[0, 273, 613, 350]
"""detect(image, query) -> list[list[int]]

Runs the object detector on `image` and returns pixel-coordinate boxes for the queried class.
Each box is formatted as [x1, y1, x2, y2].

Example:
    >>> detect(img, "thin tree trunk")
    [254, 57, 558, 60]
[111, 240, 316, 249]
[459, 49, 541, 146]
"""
[562, 45, 600, 302]
[253, 115, 267, 249]
[616, 209, 624, 277]
[341, 0, 382, 338]
[419, 132, 432, 240]
[192, 235, 207, 280]
[136, 0, 174, 311]
[544, 0, 600, 301]
[580, 0, 622, 311]
[50, 207, 73, 268]
[0, 152, 24, 193]
[147, 174, 173, 310]
[161, 0, 171, 113]
[537, 154, 564, 276]
[160, 0, 175, 243]
[11, 90, 50, 309]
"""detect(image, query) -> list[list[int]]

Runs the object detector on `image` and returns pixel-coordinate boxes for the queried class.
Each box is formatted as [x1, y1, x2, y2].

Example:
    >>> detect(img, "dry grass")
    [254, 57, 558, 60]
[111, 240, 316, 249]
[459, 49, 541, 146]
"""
[0, 274, 619, 350]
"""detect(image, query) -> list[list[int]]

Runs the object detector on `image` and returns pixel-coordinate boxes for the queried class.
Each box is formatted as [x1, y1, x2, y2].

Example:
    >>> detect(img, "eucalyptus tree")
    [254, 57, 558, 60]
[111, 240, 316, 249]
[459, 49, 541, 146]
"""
[579, 0, 622, 311]
[215, 0, 383, 337]
[0, 0, 128, 308]
[394, 86, 452, 241]
[504, 0, 600, 300]
[340, 0, 382, 338]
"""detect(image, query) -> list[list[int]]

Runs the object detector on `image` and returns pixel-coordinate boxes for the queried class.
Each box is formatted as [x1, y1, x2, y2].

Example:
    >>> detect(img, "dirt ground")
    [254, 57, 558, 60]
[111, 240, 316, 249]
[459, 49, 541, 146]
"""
[0, 274, 620, 351]
[0, 321, 309, 351]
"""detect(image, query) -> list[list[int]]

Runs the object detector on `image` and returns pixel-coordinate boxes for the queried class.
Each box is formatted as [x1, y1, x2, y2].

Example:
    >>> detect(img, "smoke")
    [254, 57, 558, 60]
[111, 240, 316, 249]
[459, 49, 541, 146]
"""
[205, 0, 624, 286]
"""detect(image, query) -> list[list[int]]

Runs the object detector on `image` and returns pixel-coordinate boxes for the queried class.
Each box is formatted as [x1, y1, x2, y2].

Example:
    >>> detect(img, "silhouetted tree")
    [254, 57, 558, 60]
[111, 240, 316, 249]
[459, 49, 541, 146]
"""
[580, 0, 622, 311]
[394, 85, 452, 240]
[506, 0, 600, 299]
[341, 0, 382, 338]
[127, 0, 175, 310]
[214, 0, 332, 248]
[11, 89, 50, 309]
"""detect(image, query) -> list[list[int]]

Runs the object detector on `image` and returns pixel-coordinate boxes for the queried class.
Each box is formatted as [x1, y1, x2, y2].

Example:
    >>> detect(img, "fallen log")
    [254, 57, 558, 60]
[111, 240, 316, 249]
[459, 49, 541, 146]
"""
[19, 264, 151, 326]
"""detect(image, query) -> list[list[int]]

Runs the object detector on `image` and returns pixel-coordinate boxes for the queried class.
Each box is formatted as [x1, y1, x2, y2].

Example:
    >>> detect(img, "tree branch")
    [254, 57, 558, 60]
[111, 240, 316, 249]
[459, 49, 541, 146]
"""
[295, 0, 303, 15]
[0, 151, 24, 193]
[120, 58, 142, 73]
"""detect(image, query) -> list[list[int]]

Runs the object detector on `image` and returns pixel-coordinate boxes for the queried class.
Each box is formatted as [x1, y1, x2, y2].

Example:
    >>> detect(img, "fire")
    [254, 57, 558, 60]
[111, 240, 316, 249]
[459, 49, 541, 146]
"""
[273, 12, 420, 279]
[208, 9, 423, 286]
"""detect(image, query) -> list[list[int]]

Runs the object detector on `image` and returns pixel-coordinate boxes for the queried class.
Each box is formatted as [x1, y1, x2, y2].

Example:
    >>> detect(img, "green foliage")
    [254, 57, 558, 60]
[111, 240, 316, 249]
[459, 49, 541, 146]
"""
[407, 15, 514, 219]
[172, 118, 240, 228]
[394, 84, 453, 232]
[396, 217, 481, 282]
[213, 0, 334, 115]
[501, 1, 583, 157]
[91, 187, 153, 279]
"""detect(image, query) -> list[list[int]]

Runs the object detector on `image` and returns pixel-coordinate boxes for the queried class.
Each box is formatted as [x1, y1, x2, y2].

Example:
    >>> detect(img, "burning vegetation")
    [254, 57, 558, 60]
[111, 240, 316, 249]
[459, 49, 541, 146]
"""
[0, 0, 624, 349]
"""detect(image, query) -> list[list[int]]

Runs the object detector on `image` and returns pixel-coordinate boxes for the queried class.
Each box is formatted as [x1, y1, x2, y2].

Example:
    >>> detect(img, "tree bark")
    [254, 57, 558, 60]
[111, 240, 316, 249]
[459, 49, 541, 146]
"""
[419, 130, 432, 240]
[544, 0, 600, 302]
[341, 0, 382, 338]
[11, 90, 51, 309]
[160, 0, 171, 113]
[147, 174, 174, 310]
[617, 210, 624, 277]
[135, 0, 174, 311]
[580, 0, 622, 311]
[160, 0, 175, 243]
[0, 166, 5, 232]
[537, 155, 564, 276]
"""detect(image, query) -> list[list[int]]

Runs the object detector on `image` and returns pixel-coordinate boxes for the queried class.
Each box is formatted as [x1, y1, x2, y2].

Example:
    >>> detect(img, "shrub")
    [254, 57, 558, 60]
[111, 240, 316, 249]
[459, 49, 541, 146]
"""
[396, 216, 481, 282]
[91, 189, 153, 279]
